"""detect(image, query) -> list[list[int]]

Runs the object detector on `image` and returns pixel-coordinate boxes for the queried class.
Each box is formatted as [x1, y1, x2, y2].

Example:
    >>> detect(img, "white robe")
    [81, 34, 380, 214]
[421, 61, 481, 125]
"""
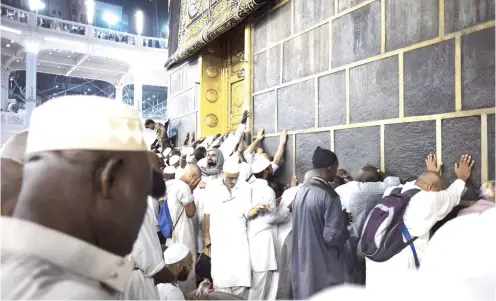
[204, 178, 252, 289]
[366, 179, 466, 291]
[119, 197, 165, 300]
[165, 180, 197, 293]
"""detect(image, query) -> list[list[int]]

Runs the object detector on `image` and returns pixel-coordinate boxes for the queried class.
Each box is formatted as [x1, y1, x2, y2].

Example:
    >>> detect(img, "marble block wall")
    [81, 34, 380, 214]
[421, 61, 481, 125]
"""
[252, 0, 495, 195]
[167, 57, 200, 146]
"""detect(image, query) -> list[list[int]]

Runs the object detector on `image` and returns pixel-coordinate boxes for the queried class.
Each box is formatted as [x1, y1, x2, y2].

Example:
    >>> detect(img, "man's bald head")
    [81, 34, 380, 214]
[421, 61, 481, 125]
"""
[179, 163, 202, 191]
[416, 171, 444, 192]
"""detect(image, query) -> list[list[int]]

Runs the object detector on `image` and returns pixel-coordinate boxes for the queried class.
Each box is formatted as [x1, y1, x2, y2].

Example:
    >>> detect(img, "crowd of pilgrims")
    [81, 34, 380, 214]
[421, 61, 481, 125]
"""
[1, 97, 495, 300]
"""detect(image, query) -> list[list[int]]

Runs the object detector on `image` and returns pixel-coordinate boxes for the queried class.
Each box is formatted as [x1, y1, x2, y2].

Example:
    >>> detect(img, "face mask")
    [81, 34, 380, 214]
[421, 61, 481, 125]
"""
[151, 170, 166, 199]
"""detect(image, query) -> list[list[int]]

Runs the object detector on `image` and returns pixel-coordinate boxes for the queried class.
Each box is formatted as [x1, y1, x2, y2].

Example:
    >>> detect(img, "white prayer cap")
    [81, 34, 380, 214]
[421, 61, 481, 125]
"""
[223, 156, 240, 174]
[163, 147, 172, 158]
[163, 243, 190, 264]
[163, 165, 176, 174]
[181, 146, 194, 156]
[169, 155, 180, 166]
[251, 157, 271, 174]
[26, 96, 147, 154]
[0, 130, 29, 164]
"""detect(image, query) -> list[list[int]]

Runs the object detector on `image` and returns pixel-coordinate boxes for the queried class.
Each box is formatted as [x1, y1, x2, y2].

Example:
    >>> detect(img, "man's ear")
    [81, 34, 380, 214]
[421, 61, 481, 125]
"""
[427, 184, 433, 192]
[100, 158, 123, 198]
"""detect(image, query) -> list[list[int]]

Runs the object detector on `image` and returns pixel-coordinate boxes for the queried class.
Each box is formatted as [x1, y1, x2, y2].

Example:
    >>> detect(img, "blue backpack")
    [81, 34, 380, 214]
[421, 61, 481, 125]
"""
[158, 199, 184, 239]
[360, 188, 421, 268]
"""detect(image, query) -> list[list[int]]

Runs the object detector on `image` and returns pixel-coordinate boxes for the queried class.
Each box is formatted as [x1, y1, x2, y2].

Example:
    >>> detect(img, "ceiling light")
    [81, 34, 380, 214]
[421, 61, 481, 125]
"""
[153, 95, 156, 98]
[6, 44, 10, 48]
[49, 52, 52, 55]
[55, 85, 59, 88]
[147, 97, 150, 100]
[88, 88, 91, 91]
[53, 93, 56, 95]
[9, 78, 13, 81]
[87, 58, 90, 61]
[0, 26, 22, 35]
[10, 40, 14, 43]
[57, 66, 60, 68]
[84, 92, 87, 95]
[37, 63, 40, 66]
[68, 55, 71, 58]
[16, 60, 19, 63]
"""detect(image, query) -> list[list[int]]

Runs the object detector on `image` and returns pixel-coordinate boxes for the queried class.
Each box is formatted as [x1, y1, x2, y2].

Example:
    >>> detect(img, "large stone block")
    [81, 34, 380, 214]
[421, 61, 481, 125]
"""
[445, 0, 495, 34]
[283, 24, 329, 82]
[462, 27, 495, 110]
[350, 56, 399, 123]
[293, 0, 334, 32]
[404, 40, 456, 116]
[488, 114, 495, 181]
[385, 121, 436, 181]
[332, 1, 381, 67]
[254, 91, 277, 134]
[170, 113, 197, 147]
[182, 58, 199, 91]
[254, 2, 292, 52]
[385, 0, 439, 51]
[277, 80, 315, 131]
[442, 117, 481, 200]
[334, 126, 381, 177]
[170, 69, 183, 96]
[337, 0, 367, 12]
[262, 135, 294, 186]
[318, 71, 346, 127]
[295, 132, 331, 182]
[167, 89, 195, 119]
[254, 46, 281, 92]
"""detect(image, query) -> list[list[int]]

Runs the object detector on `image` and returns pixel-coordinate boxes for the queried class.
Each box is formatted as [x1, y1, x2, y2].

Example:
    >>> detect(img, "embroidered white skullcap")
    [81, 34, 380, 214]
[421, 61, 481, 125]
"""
[164, 243, 190, 264]
[169, 155, 180, 166]
[26, 96, 147, 154]
[182, 146, 194, 156]
[163, 165, 176, 174]
[223, 156, 240, 174]
[0, 130, 29, 164]
[251, 157, 271, 174]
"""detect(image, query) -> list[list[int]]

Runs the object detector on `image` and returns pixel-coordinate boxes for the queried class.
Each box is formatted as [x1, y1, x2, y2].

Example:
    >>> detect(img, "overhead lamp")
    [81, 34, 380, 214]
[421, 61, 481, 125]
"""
[49, 52, 52, 55]
[56, 85, 59, 88]
[153, 95, 156, 98]
[88, 88, 91, 91]
[29, 0, 46, 11]
[68, 55, 71, 58]
[135, 10, 144, 35]
[0, 26, 22, 35]
[16, 60, 19, 63]
[103, 11, 118, 27]
[86, 0, 95, 24]
[6, 44, 10, 48]
[10, 40, 14, 43]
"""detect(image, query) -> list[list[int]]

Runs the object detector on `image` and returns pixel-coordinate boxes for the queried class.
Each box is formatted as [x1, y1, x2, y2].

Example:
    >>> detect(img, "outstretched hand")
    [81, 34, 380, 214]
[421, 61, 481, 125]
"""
[426, 154, 443, 175]
[257, 127, 265, 140]
[240, 110, 250, 125]
[279, 129, 288, 145]
[455, 154, 475, 182]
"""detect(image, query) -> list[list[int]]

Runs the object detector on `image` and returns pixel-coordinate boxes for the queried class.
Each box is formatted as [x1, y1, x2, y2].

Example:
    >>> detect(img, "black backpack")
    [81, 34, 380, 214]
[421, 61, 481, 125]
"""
[360, 188, 421, 268]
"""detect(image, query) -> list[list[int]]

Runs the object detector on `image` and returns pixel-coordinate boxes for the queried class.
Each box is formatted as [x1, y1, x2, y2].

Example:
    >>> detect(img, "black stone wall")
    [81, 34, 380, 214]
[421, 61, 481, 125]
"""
[252, 0, 495, 194]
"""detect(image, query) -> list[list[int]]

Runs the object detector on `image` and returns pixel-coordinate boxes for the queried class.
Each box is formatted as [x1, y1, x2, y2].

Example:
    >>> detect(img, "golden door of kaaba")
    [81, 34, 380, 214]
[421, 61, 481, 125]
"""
[199, 23, 253, 137]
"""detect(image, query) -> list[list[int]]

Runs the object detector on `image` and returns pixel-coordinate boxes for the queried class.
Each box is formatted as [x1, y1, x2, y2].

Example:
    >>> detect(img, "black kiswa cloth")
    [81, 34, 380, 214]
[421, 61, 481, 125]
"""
[167, 0, 181, 58]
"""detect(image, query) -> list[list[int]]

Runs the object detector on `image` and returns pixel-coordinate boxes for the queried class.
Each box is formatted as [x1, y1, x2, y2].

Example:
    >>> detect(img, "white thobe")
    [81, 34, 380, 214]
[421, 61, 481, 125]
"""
[157, 283, 185, 300]
[219, 124, 246, 159]
[120, 197, 166, 300]
[204, 178, 252, 290]
[165, 179, 197, 292]
[365, 179, 466, 291]
[247, 179, 278, 300]
[266, 184, 300, 300]
[1, 216, 133, 299]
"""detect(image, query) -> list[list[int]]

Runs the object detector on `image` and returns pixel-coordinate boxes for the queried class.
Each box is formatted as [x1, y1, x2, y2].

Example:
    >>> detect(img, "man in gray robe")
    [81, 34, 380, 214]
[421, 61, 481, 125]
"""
[291, 147, 350, 299]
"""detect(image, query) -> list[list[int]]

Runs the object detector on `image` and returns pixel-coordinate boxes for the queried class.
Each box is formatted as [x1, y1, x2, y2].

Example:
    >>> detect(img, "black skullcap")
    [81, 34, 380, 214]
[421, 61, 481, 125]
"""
[312, 146, 338, 169]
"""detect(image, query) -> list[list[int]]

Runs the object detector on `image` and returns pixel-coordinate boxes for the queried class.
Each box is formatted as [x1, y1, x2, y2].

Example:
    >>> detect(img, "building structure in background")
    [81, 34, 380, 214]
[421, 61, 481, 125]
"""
[1, 2, 169, 143]
[164, 0, 495, 197]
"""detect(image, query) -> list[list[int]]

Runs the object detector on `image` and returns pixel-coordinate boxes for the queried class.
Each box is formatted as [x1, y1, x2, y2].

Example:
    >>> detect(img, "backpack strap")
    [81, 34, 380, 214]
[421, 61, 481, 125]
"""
[401, 223, 420, 269]
[402, 188, 421, 199]
[390, 187, 403, 195]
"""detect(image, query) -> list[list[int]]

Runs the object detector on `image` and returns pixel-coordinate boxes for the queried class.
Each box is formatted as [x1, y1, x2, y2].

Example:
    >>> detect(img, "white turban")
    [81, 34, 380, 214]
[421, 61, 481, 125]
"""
[223, 156, 240, 174]
[163, 243, 190, 265]
[251, 157, 271, 174]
